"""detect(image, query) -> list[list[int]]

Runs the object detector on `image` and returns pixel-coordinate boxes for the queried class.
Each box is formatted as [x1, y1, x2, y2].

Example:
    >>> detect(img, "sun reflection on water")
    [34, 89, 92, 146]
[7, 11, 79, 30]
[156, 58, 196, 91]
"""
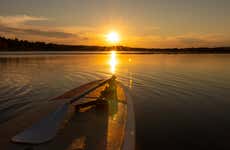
[109, 50, 117, 74]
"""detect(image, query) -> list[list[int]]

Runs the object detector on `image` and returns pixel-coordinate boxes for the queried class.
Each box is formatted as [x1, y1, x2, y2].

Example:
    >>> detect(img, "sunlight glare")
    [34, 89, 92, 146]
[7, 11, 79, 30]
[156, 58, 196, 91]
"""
[109, 51, 117, 74]
[106, 32, 120, 44]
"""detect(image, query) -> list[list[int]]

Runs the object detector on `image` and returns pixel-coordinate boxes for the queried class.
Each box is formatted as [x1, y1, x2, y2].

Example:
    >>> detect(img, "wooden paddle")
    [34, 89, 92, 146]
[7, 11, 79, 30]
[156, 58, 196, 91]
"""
[11, 78, 111, 144]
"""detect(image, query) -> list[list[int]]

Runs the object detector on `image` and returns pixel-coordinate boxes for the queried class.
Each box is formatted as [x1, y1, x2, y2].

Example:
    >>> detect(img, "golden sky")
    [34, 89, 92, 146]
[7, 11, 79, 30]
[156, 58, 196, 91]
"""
[0, 0, 230, 48]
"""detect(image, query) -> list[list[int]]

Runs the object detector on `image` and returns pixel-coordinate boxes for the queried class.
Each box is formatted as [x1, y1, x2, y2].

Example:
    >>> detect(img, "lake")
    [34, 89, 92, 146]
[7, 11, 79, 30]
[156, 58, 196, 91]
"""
[1, 52, 230, 150]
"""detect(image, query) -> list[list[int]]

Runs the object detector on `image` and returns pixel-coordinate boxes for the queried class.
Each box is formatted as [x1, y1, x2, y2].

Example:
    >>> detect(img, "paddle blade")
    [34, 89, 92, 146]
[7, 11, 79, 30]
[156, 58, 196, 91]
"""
[12, 103, 69, 144]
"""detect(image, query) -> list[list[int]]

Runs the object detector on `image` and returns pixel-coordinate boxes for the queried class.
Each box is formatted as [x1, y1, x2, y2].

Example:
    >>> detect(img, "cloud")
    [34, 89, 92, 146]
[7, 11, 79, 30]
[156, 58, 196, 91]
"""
[172, 34, 230, 48]
[125, 33, 230, 48]
[0, 25, 76, 38]
[177, 37, 206, 44]
[0, 15, 48, 27]
[0, 15, 80, 40]
[0, 15, 229, 47]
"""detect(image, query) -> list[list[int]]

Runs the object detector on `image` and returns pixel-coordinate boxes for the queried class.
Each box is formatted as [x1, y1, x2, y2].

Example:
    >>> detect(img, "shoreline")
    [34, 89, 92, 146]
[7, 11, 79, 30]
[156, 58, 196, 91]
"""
[1, 50, 230, 55]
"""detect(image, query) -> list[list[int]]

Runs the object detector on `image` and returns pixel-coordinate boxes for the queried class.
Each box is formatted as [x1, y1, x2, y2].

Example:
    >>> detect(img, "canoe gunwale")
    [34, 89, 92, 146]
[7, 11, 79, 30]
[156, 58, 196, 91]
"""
[119, 82, 135, 150]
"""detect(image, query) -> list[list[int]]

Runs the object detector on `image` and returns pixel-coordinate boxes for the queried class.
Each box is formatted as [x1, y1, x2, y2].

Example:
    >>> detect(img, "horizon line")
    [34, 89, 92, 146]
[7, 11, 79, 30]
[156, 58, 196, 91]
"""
[1, 36, 230, 50]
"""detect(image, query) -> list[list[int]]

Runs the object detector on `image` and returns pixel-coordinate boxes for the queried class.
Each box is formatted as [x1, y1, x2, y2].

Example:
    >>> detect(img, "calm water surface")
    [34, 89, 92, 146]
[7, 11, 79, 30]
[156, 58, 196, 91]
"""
[1, 52, 230, 150]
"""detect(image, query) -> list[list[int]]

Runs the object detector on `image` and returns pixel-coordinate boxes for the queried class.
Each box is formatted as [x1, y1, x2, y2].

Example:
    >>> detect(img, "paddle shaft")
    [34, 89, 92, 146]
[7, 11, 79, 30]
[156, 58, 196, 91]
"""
[69, 78, 111, 104]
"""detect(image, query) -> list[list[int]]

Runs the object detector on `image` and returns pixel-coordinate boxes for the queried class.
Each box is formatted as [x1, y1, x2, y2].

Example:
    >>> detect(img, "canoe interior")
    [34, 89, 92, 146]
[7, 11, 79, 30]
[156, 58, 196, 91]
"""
[1, 79, 134, 150]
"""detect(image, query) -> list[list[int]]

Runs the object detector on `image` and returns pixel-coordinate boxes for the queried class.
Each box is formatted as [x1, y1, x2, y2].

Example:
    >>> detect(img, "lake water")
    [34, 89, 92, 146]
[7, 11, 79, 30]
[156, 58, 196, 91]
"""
[1, 52, 230, 150]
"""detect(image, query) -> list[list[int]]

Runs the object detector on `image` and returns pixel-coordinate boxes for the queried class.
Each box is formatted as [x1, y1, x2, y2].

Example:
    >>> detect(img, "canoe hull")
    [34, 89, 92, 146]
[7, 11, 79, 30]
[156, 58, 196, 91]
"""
[6, 79, 135, 150]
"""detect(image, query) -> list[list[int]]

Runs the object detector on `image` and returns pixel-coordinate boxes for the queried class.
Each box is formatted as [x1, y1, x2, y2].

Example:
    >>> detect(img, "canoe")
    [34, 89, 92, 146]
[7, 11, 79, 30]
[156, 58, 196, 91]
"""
[6, 76, 135, 150]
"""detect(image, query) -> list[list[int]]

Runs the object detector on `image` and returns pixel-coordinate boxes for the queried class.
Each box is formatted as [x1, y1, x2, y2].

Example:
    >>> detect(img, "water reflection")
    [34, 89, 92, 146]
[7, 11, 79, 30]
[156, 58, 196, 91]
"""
[1, 54, 230, 150]
[129, 72, 133, 89]
[109, 51, 117, 74]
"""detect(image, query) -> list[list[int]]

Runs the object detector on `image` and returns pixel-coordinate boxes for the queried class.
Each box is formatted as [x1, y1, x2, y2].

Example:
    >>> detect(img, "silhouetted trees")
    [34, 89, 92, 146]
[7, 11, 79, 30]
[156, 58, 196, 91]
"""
[0, 36, 230, 53]
[0, 36, 107, 51]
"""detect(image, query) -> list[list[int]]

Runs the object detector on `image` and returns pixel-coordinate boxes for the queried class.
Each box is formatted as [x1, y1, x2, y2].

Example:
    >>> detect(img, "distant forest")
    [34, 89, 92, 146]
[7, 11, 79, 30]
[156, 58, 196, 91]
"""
[0, 36, 230, 54]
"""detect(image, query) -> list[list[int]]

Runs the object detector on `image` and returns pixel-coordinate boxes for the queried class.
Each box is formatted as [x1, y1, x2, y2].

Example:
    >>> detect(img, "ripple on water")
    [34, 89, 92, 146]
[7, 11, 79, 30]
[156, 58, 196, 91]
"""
[0, 101, 31, 123]
[1, 54, 230, 150]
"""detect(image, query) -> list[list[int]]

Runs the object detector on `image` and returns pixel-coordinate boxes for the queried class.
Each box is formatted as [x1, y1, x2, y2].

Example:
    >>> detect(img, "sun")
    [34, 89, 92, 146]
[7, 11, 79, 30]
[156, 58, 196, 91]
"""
[106, 31, 120, 44]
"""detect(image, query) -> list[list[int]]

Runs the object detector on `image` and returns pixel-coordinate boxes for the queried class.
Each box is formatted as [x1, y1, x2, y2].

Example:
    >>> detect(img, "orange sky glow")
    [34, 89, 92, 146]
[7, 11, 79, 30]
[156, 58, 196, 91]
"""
[0, 0, 230, 48]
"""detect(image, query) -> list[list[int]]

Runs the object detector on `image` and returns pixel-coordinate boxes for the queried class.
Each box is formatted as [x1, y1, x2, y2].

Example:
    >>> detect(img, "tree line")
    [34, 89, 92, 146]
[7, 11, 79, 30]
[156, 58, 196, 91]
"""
[0, 36, 230, 53]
